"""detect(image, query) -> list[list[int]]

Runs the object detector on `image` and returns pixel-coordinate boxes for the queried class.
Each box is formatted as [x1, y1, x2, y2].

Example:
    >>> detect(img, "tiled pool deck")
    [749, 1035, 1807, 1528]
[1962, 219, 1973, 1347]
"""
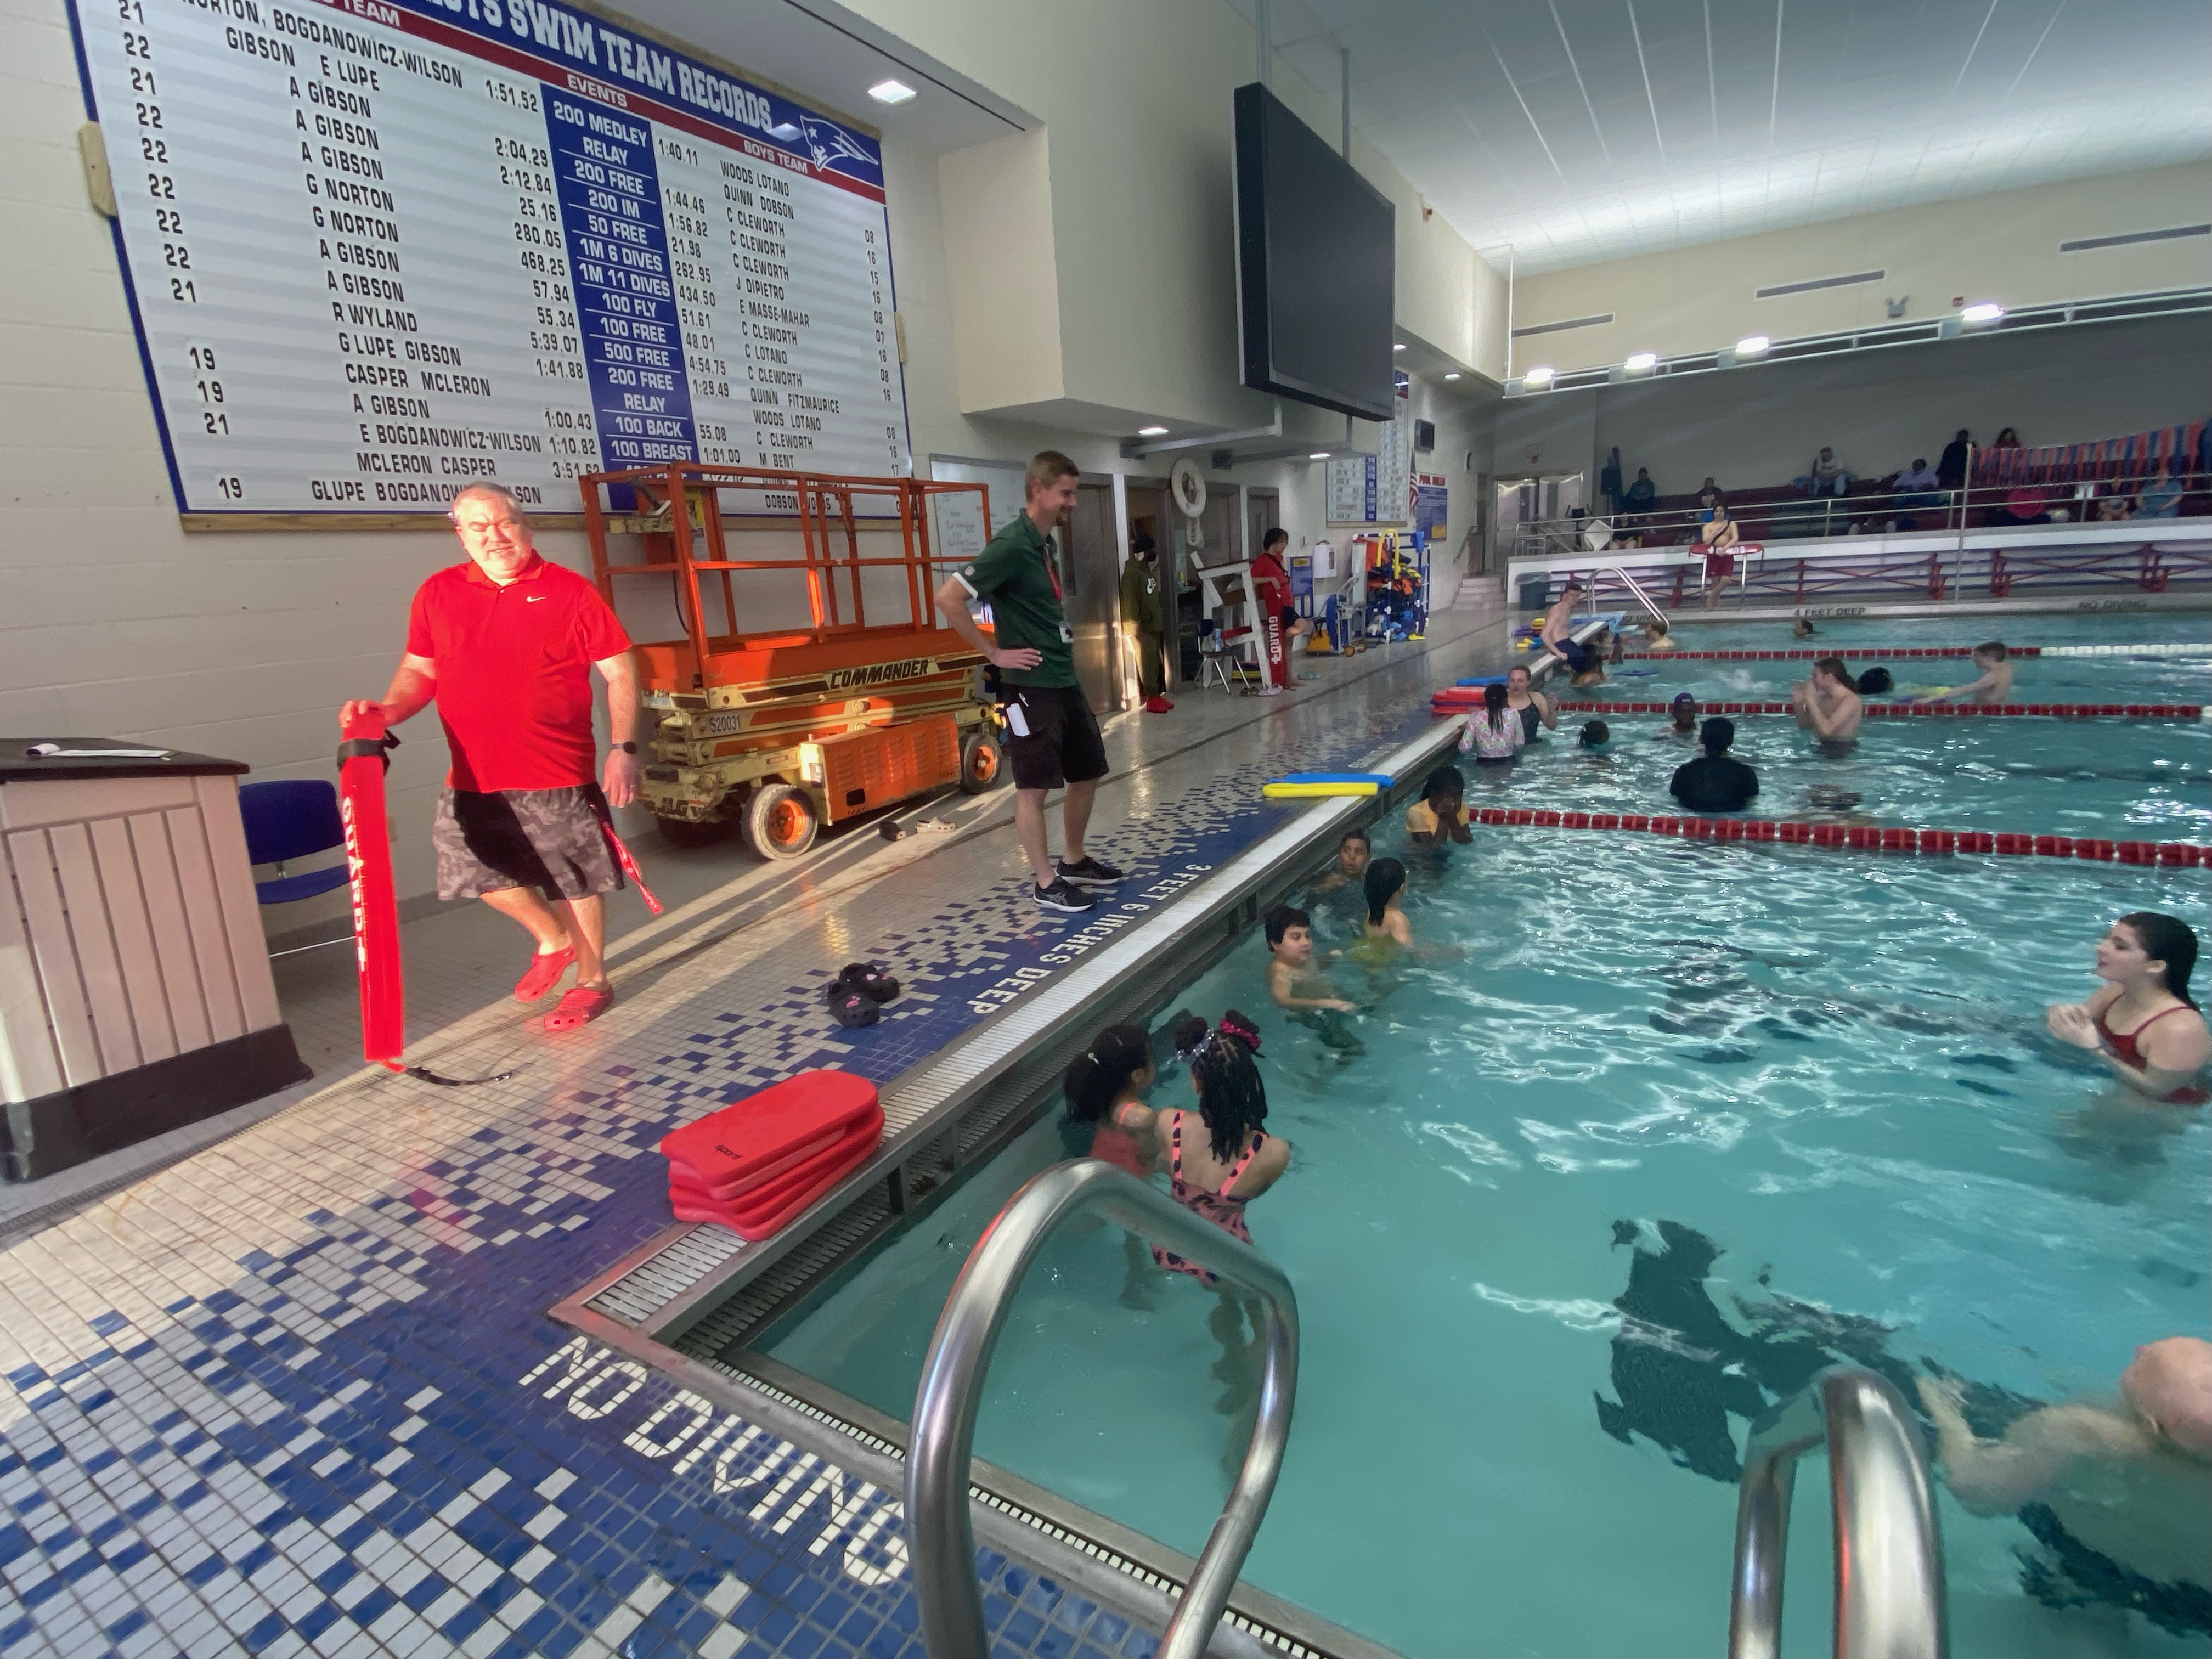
[0, 620, 1503, 1659]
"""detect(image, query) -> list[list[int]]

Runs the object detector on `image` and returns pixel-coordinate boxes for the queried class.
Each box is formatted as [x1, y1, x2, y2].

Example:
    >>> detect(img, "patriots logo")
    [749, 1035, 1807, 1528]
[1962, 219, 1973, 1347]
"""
[800, 116, 880, 179]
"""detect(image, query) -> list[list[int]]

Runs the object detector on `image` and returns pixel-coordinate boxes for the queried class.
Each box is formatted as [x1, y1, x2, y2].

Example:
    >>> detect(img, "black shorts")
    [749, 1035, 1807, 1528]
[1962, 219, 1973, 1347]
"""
[433, 783, 623, 901]
[1556, 639, 1592, 673]
[1006, 684, 1108, 791]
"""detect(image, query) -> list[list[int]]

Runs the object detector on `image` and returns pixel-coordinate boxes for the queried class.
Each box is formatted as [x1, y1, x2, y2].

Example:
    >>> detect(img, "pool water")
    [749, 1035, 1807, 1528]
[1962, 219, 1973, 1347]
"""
[1508, 612, 2211, 842]
[764, 828, 2209, 1657]
[760, 610, 2209, 1658]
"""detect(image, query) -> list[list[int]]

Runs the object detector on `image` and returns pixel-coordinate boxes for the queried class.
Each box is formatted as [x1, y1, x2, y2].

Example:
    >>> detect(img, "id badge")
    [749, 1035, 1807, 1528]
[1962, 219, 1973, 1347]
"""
[1058, 622, 1073, 643]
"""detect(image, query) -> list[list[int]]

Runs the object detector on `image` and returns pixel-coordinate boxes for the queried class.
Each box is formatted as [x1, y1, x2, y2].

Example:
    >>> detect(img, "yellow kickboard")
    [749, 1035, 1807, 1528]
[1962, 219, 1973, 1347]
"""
[1262, 781, 1381, 798]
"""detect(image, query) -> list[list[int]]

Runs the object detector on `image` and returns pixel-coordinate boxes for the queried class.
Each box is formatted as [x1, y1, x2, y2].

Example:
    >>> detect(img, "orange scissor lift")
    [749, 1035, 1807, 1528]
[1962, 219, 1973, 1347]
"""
[580, 461, 1005, 859]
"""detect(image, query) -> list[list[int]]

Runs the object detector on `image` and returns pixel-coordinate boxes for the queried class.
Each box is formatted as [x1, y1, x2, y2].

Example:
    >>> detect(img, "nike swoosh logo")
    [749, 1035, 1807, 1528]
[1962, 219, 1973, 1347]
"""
[526, 595, 545, 602]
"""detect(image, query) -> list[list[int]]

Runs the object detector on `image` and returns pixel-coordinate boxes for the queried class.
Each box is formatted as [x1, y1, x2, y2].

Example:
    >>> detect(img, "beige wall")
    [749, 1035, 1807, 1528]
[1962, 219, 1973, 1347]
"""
[1509, 163, 2212, 376]
[845, 0, 1505, 436]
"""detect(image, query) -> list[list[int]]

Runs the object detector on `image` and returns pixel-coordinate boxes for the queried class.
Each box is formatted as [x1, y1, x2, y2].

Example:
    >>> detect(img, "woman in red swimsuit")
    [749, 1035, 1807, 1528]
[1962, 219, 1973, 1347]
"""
[2046, 912, 2210, 1104]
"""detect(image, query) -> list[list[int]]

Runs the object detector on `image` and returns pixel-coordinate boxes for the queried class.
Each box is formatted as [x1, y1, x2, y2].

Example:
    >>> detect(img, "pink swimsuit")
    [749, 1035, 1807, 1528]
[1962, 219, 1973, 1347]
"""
[1151, 1110, 1262, 1284]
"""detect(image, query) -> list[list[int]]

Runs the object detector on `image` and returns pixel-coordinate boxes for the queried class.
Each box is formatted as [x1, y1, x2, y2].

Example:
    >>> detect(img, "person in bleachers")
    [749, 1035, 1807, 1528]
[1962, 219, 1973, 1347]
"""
[1796, 447, 1852, 498]
[1938, 429, 1974, 495]
[1892, 458, 1944, 516]
[1622, 467, 1658, 524]
[1993, 427, 2023, 449]
[2094, 492, 2136, 522]
[2005, 484, 2062, 525]
[2138, 460, 2185, 519]
[1697, 477, 1721, 510]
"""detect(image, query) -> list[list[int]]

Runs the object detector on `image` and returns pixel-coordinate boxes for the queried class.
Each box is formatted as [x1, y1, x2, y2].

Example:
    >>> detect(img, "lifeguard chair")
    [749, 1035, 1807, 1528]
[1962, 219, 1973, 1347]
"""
[580, 462, 1005, 859]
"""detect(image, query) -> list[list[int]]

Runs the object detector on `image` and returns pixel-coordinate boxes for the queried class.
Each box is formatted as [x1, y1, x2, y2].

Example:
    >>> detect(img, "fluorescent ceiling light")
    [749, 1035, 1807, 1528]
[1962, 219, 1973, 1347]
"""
[767, 122, 801, 140]
[867, 78, 917, 104]
[1308, 452, 1332, 460]
[1136, 425, 1169, 436]
[1960, 302, 2005, 323]
[1443, 372, 1462, 381]
[1522, 365, 1555, 387]
[1392, 342, 1406, 352]
[1624, 351, 1658, 373]
[1735, 335, 1770, 355]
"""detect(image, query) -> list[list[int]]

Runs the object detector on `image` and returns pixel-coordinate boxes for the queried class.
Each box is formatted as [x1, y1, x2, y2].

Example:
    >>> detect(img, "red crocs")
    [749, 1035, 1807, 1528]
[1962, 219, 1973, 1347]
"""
[544, 983, 613, 1031]
[514, 945, 575, 1001]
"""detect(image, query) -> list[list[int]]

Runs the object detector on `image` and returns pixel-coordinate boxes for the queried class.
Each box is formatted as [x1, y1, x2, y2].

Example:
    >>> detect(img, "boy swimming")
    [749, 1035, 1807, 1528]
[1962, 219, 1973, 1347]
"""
[1916, 641, 2015, 704]
[1264, 904, 1355, 1013]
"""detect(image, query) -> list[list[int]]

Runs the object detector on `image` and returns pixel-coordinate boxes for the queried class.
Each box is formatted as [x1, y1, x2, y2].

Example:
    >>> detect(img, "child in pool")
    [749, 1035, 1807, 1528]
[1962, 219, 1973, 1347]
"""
[1916, 641, 2015, 705]
[1264, 904, 1353, 1013]
[1307, 830, 1371, 894]
[1357, 858, 1412, 952]
[1408, 766, 1472, 845]
[1062, 1025, 1163, 1306]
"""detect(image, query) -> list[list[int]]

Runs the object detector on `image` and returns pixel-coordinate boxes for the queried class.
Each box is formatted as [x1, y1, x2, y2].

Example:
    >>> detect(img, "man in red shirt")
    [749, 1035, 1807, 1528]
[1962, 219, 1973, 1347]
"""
[1249, 528, 1308, 693]
[340, 482, 640, 1030]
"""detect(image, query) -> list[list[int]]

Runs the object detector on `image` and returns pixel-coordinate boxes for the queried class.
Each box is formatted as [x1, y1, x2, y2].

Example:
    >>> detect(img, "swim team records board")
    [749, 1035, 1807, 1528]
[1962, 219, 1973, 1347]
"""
[70, 0, 910, 517]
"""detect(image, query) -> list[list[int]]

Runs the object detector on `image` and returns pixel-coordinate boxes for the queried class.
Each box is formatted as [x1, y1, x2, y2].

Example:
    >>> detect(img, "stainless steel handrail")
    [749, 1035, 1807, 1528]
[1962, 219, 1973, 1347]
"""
[1729, 1365, 1947, 1659]
[907, 1159, 1299, 1659]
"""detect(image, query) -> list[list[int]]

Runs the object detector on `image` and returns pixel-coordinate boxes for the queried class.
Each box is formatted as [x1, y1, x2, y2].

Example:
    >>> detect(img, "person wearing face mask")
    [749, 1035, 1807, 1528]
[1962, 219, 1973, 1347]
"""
[1120, 529, 1169, 707]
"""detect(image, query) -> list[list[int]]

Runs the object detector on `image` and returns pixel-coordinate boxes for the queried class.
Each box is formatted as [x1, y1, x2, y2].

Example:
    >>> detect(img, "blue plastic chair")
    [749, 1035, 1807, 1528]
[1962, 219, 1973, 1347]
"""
[239, 780, 350, 905]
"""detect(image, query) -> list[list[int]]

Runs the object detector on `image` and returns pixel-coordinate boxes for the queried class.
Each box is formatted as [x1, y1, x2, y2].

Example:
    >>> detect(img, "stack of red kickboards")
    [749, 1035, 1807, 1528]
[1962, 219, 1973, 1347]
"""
[659, 1069, 884, 1240]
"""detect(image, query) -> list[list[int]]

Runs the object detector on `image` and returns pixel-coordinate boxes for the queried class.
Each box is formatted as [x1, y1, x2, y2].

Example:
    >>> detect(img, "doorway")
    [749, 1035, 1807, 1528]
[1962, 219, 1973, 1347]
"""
[1125, 483, 1169, 699]
[1060, 480, 1121, 710]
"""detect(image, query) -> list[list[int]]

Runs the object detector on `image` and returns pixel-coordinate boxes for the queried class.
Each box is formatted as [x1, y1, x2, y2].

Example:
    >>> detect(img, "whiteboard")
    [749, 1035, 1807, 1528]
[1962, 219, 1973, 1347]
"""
[927, 454, 1023, 567]
[71, 0, 910, 517]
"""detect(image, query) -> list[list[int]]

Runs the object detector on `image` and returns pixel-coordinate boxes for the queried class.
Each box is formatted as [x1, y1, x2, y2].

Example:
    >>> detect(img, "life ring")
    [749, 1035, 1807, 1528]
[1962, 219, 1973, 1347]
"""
[1170, 456, 1207, 518]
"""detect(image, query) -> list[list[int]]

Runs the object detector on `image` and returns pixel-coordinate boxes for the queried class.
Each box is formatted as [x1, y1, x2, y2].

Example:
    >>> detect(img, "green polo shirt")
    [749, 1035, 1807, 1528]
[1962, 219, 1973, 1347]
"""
[958, 511, 1075, 689]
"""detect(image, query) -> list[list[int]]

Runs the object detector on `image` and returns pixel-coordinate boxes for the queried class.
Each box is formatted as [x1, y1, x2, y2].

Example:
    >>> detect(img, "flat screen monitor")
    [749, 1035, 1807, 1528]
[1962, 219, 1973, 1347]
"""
[1233, 82, 1396, 421]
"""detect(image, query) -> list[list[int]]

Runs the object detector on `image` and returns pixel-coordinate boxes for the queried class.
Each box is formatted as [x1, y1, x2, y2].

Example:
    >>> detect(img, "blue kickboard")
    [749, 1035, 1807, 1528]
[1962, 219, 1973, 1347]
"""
[1455, 676, 1508, 687]
[1279, 771, 1394, 785]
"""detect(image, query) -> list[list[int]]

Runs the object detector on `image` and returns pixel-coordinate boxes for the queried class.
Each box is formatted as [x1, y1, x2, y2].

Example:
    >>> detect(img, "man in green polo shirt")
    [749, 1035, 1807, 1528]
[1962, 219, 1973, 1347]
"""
[934, 450, 1121, 915]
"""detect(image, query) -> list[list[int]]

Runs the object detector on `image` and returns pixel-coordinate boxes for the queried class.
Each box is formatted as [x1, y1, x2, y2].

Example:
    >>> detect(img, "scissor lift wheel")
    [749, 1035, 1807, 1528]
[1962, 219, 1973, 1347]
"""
[742, 782, 819, 860]
[957, 730, 1003, 794]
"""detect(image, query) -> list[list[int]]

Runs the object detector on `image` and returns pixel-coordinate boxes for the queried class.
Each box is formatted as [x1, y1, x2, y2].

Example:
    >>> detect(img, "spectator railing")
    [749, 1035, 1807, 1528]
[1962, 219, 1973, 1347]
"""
[1513, 467, 2205, 563]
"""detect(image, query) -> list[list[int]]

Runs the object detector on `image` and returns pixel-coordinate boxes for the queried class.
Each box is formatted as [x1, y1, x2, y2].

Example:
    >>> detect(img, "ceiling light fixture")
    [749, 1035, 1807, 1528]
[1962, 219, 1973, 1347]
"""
[1308, 452, 1332, 460]
[1443, 372, 1462, 381]
[1392, 342, 1406, 352]
[1735, 335, 1770, 356]
[1522, 365, 1555, 387]
[767, 122, 802, 140]
[1624, 351, 1658, 373]
[1136, 425, 1169, 436]
[867, 78, 916, 104]
[1960, 302, 2005, 324]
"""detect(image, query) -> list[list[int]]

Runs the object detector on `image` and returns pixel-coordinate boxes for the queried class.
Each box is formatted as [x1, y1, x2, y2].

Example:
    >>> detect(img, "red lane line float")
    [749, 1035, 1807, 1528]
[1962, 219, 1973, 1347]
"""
[1481, 699, 2209, 720]
[1617, 646, 2047, 661]
[1443, 811, 2207, 864]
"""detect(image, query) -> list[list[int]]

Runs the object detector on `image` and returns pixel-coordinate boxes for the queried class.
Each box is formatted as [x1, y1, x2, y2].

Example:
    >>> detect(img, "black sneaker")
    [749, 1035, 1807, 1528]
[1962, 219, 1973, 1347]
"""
[1055, 855, 1124, 883]
[1033, 878, 1096, 914]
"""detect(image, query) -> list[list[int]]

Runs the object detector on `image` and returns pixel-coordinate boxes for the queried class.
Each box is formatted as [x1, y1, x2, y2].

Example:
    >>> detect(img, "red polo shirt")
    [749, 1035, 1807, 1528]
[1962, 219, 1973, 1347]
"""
[404, 555, 631, 793]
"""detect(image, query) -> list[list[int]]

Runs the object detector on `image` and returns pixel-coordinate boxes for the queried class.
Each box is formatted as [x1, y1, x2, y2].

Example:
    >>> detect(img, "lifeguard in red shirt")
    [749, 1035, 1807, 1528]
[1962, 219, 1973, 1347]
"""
[1249, 528, 1310, 693]
[340, 482, 641, 1031]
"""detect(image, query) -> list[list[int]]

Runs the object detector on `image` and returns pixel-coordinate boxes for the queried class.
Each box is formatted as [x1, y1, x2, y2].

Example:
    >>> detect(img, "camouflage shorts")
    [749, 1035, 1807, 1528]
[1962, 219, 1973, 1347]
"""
[432, 784, 623, 902]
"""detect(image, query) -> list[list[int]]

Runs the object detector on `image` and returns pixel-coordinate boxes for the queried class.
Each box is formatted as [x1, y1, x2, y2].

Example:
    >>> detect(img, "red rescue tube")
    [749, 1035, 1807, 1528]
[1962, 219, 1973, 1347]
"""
[338, 710, 405, 1069]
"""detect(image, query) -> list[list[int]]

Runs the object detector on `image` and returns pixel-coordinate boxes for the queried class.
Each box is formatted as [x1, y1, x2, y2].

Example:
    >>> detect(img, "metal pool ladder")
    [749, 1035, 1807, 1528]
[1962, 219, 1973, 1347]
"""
[1729, 1365, 1948, 1659]
[906, 1159, 1300, 1659]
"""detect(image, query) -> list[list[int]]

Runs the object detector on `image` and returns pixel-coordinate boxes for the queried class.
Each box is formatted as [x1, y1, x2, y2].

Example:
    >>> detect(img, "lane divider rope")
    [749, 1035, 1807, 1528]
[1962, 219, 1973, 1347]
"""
[1464, 807, 2208, 865]
[1434, 696, 2205, 719]
[1615, 644, 2212, 661]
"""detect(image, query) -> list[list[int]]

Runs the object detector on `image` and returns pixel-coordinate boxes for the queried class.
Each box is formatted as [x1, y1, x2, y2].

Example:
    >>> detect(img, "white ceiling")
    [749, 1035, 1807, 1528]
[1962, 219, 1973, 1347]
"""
[1240, 0, 2212, 274]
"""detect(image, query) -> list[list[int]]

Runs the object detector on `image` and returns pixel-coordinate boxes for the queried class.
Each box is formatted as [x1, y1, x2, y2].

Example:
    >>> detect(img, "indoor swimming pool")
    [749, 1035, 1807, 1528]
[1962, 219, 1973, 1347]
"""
[752, 635, 2210, 1658]
[763, 838, 2207, 1657]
